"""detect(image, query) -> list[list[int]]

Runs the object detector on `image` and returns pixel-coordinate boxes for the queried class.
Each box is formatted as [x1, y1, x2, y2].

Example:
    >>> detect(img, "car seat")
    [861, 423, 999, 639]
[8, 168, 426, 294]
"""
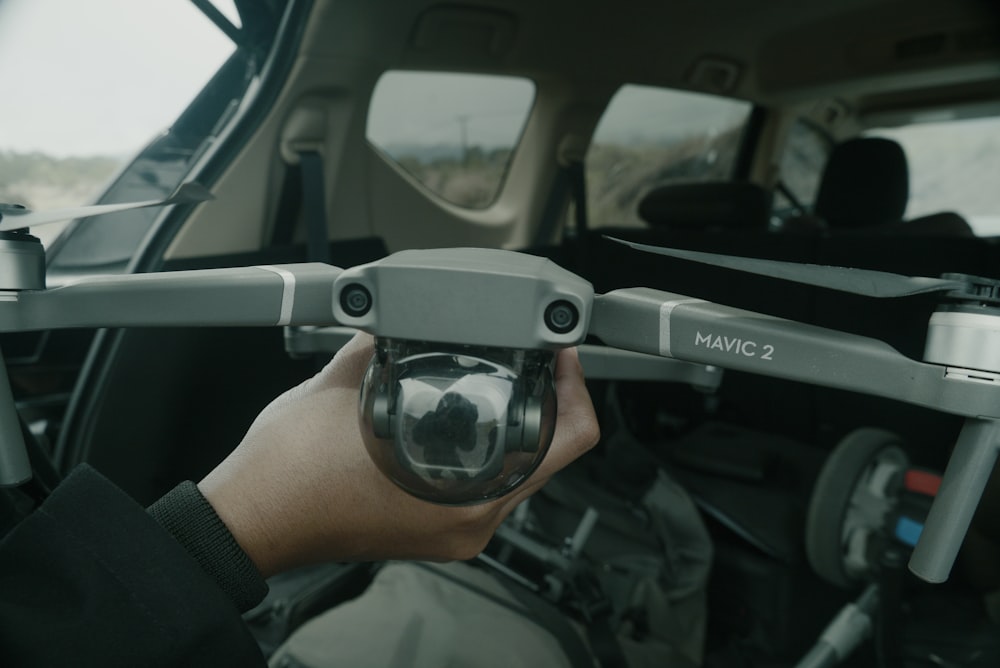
[814, 136, 909, 229]
[806, 136, 973, 236]
[637, 181, 773, 231]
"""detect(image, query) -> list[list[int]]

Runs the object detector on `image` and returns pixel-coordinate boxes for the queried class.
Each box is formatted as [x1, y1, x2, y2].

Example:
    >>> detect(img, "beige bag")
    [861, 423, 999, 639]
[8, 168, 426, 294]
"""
[270, 468, 711, 668]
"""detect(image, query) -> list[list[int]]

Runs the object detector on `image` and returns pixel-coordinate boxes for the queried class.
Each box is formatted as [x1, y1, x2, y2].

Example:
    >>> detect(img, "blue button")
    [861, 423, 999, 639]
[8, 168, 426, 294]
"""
[895, 516, 923, 547]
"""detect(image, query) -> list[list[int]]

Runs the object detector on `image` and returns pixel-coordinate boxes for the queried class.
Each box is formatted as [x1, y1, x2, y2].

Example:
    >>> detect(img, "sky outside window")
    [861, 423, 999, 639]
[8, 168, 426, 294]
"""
[0, 0, 235, 157]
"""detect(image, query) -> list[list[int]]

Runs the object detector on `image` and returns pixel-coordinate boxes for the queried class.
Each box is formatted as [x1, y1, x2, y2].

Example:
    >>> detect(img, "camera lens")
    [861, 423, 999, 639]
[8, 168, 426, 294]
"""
[359, 340, 556, 505]
[544, 300, 578, 334]
[340, 284, 372, 316]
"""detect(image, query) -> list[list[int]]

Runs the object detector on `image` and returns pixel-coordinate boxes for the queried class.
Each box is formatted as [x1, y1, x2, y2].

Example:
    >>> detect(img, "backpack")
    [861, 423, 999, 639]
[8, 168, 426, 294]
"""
[267, 458, 712, 668]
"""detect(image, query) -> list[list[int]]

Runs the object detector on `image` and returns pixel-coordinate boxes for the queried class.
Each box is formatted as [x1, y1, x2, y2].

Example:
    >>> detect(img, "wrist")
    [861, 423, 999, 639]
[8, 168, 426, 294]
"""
[148, 480, 268, 610]
[196, 473, 287, 579]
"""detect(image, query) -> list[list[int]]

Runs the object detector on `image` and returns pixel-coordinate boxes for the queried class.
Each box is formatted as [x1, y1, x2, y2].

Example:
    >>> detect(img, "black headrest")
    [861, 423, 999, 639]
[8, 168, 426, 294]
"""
[637, 181, 771, 229]
[814, 137, 908, 228]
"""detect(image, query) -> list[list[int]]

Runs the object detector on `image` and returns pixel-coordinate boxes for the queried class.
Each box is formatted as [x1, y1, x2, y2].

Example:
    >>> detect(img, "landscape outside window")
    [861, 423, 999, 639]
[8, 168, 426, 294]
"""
[867, 115, 1000, 236]
[586, 85, 752, 227]
[0, 0, 237, 247]
[366, 71, 536, 209]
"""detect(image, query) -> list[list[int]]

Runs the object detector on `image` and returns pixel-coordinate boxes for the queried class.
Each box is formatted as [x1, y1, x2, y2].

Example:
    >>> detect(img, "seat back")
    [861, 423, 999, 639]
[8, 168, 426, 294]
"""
[638, 181, 773, 231]
[814, 136, 909, 229]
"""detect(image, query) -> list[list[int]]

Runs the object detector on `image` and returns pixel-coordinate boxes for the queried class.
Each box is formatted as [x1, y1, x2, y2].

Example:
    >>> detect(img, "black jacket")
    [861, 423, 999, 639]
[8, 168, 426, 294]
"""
[0, 465, 268, 667]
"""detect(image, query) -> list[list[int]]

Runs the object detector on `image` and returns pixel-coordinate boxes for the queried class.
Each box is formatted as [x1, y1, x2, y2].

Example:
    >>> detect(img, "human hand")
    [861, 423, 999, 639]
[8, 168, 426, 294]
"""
[198, 333, 599, 578]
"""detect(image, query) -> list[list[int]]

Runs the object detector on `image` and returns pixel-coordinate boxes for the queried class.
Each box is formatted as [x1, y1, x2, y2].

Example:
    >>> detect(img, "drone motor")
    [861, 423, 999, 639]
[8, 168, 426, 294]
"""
[0, 232, 45, 291]
[925, 274, 1000, 376]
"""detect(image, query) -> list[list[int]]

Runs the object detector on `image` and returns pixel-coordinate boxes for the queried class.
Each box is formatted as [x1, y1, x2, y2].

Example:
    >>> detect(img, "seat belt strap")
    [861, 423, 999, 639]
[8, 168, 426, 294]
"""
[565, 160, 589, 273]
[270, 163, 302, 247]
[297, 150, 331, 264]
[534, 165, 572, 246]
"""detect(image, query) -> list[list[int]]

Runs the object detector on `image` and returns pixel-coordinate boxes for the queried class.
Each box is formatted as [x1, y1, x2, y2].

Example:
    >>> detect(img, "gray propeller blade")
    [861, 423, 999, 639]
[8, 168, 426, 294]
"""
[0, 182, 213, 232]
[607, 236, 966, 298]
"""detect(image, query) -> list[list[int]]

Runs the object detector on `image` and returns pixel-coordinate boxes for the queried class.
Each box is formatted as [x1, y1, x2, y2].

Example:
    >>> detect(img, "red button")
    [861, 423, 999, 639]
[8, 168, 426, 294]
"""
[905, 469, 942, 497]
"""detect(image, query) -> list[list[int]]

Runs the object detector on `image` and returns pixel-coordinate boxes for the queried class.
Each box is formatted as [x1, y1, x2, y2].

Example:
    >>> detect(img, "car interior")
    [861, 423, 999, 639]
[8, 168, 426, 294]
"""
[5, 0, 1000, 666]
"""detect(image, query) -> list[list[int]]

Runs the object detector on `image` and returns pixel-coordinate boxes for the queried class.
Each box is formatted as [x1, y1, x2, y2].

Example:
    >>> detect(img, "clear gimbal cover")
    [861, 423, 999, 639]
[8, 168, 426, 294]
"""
[359, 338, 556, 505]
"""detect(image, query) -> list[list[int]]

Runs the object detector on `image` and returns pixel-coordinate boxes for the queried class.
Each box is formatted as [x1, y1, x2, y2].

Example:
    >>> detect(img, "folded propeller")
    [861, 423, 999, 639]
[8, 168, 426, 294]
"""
[607, 236, 980, 300]
[0, 182, 213, 232]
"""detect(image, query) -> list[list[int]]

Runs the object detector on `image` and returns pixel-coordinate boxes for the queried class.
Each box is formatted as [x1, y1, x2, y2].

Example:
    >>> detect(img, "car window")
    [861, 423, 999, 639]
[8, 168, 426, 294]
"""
[775, 119, 833, 216]
[586, 85, 753, 227]
[0, 0, 238, 253]
[866, 116, 1000, 236]
[366, 71, 535, 209]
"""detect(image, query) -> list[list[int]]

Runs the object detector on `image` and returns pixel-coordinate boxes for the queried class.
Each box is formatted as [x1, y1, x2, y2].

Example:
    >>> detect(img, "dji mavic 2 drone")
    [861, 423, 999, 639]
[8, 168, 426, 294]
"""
[0, 185, 997, 588]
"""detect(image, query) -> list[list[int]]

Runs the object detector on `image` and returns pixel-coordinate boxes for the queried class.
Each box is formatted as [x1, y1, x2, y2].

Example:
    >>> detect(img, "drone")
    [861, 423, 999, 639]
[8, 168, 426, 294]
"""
[0, 185, 997, 589]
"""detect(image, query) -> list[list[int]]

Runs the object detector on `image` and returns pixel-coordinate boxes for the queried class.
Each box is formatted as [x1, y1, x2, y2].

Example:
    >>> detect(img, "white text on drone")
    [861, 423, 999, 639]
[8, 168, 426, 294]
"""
[694, 331, 775, 361]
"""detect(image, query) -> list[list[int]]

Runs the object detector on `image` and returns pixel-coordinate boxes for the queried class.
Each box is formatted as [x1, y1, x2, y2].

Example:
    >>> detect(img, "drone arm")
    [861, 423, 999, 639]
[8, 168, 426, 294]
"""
[0, 264, 344, 332]
[0, 182, 213, 232]
[592, 287, 1000, 584]
[591, 288, 1000, 419]
[908, 418, 1000, 583]
[0, 262, 342, 489]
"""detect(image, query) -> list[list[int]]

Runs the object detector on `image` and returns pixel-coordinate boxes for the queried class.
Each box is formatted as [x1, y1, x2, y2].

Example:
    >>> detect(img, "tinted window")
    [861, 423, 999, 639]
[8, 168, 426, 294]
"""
[367, 71, 535, 209]
[867, 116, 1000, 236]
[586, 85, 752, 227]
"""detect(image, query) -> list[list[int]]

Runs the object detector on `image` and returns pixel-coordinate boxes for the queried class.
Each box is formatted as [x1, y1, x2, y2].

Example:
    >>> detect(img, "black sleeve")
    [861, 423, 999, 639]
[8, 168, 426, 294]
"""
[0, 465, 267, 668]
[148, 479, 268, 612]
